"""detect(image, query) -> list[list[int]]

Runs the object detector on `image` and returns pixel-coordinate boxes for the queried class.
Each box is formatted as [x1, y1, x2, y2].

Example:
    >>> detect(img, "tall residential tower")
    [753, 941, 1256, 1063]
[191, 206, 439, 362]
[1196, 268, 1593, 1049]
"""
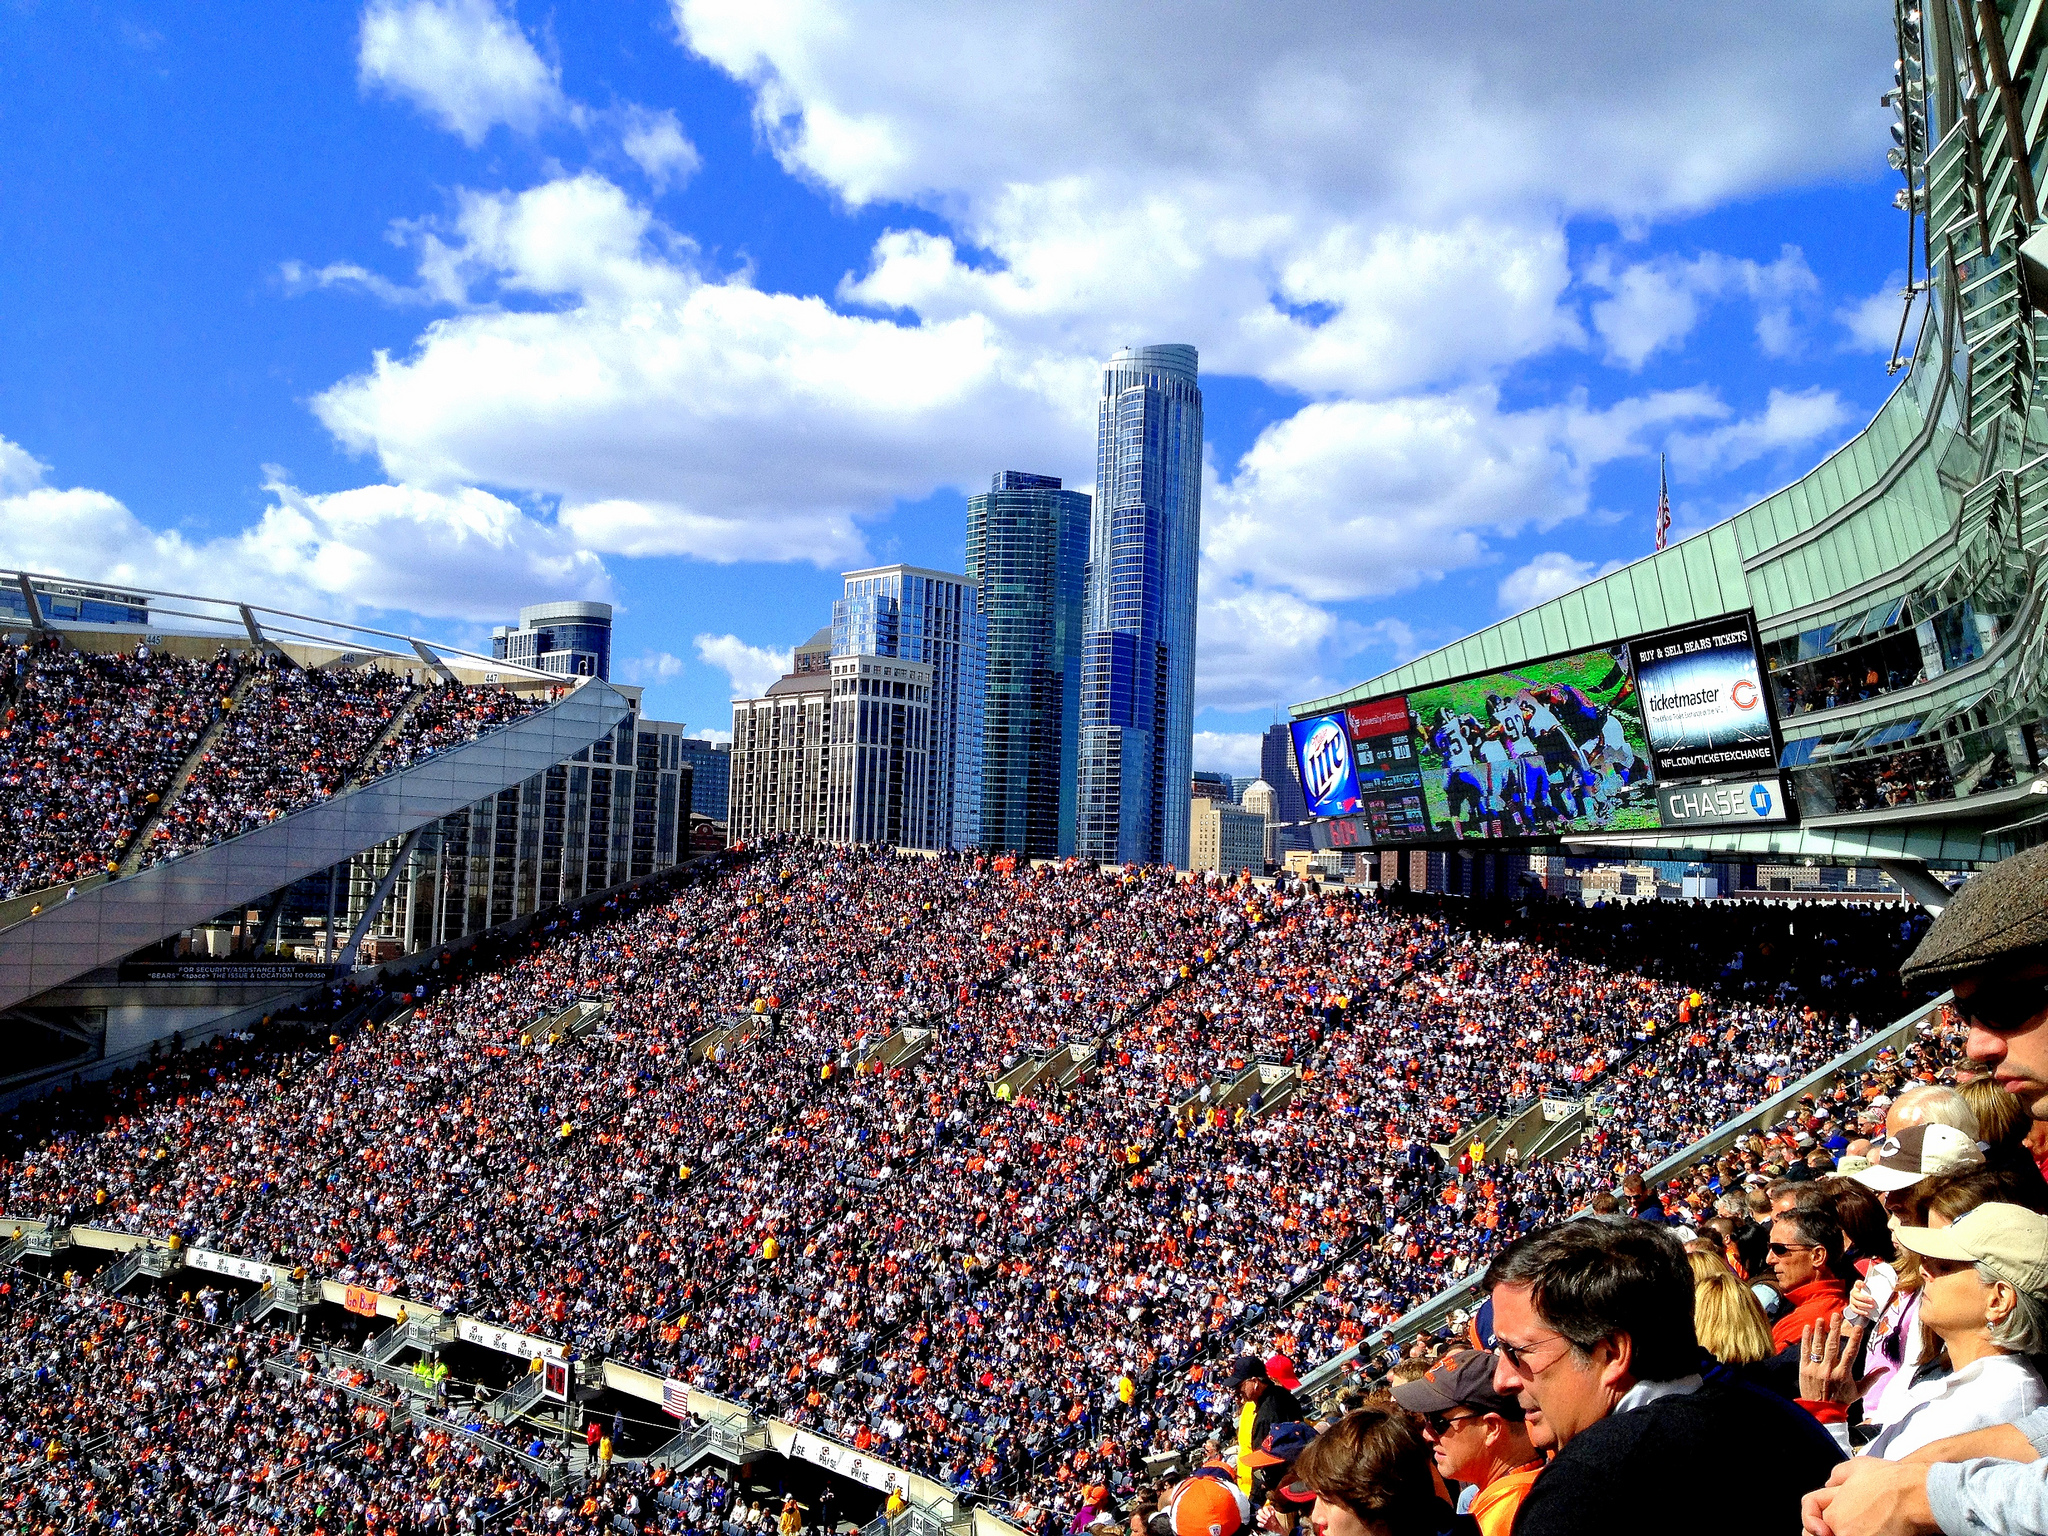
[833, 565, 986, 849]
[966, 471, 1090, 857]
[1077, 345, 1203, 866]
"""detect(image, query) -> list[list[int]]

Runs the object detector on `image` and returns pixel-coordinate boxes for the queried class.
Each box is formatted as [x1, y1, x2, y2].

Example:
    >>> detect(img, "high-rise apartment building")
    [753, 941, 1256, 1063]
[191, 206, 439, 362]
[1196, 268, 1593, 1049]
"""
[729, 663, 832, 841]
[492, 601, 613, 680]
[1077, 345, 1202, 867]
[826, 653, 933, 848]
[966, 471, 1090, 857]
[833, 566, 985, 849]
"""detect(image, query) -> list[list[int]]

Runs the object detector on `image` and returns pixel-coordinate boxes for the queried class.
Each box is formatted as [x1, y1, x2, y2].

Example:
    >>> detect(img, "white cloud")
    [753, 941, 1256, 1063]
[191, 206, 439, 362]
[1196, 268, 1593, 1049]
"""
[681, 0, 1883, 400]
[0, 435, 49, 495]
[280, 259, 445, 307]
[1585, 246, 1819, 369]
[311, 175, 1096, 567]
[1668, 386, 1855, 478]
[620, 106, 702, 193]
[1203, 386, 1724, 609]
[693, 726, 734, 745]
[1192, 732, 1264, 778]
[0, 434, 606, 623]
[1497, 551, 1628, 615]
[358, 0, 571, 146]
[694, 633, 793, 698]
[618, 650, 687, 684]
[1839, 273, 1924, 355]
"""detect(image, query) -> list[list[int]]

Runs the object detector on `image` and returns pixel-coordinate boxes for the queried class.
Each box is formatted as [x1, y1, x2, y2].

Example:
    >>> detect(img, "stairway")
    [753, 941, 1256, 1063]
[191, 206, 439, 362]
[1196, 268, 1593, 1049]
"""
[117, 663, 258, 875]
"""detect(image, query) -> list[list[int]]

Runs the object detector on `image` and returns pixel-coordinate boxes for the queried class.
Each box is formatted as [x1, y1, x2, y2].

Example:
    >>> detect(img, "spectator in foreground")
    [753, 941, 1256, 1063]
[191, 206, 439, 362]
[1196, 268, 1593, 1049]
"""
[1687, 1251, 1775, 1372]
[1801, 844, 2048, 1536]
[1390, 1349, 1541, 1536]
[1485, 1217, 1842, 1535]
[1287, 1407, 1473, 1536]
[1218, 1355, 1306, 1494]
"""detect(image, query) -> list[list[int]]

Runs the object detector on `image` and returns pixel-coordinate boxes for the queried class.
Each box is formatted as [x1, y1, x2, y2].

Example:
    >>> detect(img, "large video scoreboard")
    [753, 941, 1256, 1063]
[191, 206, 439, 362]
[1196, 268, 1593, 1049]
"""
[1293, 610, 1789, 847]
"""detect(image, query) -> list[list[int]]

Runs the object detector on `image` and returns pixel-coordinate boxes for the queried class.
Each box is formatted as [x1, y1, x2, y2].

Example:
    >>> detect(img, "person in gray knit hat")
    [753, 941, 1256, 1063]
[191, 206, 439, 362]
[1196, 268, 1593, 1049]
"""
[1801, 846, 2048, 1536]
[1901, 843, 2048, 1120]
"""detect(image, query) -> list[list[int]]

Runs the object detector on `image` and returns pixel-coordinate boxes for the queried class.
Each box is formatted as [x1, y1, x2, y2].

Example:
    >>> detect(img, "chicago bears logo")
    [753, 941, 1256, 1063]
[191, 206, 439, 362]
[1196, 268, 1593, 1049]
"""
[1731, 677, 1759, 710]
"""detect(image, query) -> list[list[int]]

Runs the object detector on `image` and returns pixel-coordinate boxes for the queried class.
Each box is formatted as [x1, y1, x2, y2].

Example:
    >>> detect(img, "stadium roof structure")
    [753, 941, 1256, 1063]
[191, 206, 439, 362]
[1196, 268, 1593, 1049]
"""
[0, 567, 563, 685]
[0, 571, 637, 1088]
[1294, 0, 2048, 872]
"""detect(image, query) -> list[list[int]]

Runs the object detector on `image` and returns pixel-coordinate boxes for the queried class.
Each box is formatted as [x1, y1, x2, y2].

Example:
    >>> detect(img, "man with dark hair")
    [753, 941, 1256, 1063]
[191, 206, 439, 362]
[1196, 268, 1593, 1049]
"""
[1769, 1206, 1852, 1354]
[1485, 1216, 1842, 1535]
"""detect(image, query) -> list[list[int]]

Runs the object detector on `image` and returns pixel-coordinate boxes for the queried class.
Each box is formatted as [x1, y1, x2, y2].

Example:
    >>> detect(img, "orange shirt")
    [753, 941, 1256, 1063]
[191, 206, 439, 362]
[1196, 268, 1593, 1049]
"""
[1470, 1465, 1542, 1536]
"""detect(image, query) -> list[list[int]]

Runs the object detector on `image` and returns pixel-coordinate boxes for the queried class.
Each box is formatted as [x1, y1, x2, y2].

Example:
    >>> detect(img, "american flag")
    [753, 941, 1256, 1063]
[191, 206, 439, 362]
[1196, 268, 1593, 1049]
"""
[1655, 453, 1671, 552]
[663, 1377, 691, 1418]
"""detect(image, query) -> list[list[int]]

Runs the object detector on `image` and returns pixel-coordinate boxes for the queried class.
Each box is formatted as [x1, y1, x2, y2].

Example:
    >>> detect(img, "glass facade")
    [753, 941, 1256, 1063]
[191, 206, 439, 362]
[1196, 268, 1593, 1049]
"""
[674, 736, 731, 820]
[1078, 345, 1203, 866]
[966, 470, 1090, 857]
[492, 601, 613, 680]
[831, 566, 985, 850]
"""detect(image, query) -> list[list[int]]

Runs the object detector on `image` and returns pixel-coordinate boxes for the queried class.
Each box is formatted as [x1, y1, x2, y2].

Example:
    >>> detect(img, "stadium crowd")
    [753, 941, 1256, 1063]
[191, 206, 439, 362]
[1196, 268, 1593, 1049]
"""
[4, 825, 1995, 1536]
[0, 636, 233, 899]
[0, 635, 551, 898]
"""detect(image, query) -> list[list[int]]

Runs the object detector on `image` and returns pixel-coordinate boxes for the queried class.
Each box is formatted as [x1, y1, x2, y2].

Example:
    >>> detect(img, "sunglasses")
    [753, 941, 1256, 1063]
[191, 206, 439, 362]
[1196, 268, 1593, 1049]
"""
[1955, 976, 2048, 1034]
[1422, 1411, 1480, 1436]
[1767, 1241, 1818, 1256]
[1491, 1334, 1567, 1374]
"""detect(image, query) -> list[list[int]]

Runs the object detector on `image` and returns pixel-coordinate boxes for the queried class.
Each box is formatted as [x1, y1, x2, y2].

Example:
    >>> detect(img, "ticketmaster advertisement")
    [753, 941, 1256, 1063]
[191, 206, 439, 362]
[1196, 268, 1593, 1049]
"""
[1626, 611, 1782, 780]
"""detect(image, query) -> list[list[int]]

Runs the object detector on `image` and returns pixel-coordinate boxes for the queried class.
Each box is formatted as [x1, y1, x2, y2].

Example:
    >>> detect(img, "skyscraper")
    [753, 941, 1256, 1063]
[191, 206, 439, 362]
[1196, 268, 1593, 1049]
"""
[833, 565, 986, 849]
[1261, 722, 1312, 855]
[491, 600, 613, 679]
[966, 471, 1090, 857]
[1077, 345, 1203, 866]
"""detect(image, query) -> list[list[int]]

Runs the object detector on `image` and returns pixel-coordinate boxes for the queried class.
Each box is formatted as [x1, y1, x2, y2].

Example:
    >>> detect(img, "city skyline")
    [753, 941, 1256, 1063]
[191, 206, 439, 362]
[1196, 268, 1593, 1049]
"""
[0, 4, 1903, 783]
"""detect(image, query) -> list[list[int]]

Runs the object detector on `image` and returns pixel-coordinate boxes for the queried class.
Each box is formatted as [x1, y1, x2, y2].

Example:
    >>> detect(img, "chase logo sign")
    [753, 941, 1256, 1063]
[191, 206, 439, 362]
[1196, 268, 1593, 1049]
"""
[1656, 776, 1791, 828]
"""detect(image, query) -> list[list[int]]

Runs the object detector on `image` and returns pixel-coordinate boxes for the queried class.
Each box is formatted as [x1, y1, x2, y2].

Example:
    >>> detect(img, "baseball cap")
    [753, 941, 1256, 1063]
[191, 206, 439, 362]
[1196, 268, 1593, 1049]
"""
[1389, 1348, 1523, 1420]
[1215, 1355, 1268, 1392]
[1895, 1202, 2048, 1294]
[1244, 1421, 1318, 1468]
[1264, 1353, 1301, 1391]
[1168, 1470, 1251, 1536]
[1849, 1123, 1986, 1193]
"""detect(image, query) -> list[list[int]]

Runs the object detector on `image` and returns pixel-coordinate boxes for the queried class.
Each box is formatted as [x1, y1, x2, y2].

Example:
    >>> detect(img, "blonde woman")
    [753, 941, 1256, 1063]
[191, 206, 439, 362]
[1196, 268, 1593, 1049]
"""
[1689, 1251, 1775, 1367]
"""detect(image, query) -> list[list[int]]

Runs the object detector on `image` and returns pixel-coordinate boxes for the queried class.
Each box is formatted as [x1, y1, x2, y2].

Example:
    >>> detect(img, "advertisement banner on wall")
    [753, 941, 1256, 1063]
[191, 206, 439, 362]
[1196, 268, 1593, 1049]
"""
[1655, 775, 1792, 829]
[1289, 711, 1363, 818]
[1626, 611, 1782, 780]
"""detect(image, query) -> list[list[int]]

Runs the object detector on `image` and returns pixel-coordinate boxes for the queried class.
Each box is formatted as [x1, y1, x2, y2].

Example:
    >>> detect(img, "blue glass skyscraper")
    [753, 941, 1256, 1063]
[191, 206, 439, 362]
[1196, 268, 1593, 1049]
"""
[1077, 344, 1203, 866]
[967, 471, 1090, 857]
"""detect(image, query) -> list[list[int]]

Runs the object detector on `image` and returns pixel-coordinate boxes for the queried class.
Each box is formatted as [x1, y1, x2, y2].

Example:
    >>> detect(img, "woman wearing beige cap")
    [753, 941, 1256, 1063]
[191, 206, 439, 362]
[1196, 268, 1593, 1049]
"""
[1851, 1200, 2048, 1458]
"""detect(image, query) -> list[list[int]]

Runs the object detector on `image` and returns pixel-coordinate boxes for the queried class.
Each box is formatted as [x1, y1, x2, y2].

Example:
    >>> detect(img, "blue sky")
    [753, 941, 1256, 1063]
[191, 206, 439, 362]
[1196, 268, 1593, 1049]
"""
[0, 1, 1907, 774]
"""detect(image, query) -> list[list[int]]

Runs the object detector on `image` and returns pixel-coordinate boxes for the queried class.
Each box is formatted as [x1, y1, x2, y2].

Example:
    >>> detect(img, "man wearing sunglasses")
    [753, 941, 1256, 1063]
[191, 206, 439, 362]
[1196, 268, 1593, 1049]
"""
[1391, 1350, 1541, 1536]
[1902, 843, 2048, 1122]
[1483, 1216, 1842, 1535]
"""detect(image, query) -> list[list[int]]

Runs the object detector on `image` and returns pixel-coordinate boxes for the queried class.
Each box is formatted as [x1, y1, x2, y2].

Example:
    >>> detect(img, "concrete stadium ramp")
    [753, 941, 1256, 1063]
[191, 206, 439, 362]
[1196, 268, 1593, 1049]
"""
[0, 680, 635, 1013]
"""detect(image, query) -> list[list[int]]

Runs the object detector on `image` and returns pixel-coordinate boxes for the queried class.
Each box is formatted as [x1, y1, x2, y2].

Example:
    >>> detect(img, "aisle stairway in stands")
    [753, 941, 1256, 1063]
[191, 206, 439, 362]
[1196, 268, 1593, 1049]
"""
[115, 657, 256, 875]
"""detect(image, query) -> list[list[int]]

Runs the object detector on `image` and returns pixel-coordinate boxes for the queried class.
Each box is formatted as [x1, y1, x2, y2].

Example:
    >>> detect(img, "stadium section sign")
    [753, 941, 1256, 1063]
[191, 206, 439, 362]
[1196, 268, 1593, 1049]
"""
[1656, 776, 1791, 829]
[1626, 611, 1782, 780]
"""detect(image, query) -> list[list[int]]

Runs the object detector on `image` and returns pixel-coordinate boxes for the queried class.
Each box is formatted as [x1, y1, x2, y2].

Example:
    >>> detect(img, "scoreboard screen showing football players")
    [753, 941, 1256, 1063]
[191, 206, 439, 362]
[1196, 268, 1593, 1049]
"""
[1624, 610, 1782, 780]
[1403, 643, 1660, 840]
